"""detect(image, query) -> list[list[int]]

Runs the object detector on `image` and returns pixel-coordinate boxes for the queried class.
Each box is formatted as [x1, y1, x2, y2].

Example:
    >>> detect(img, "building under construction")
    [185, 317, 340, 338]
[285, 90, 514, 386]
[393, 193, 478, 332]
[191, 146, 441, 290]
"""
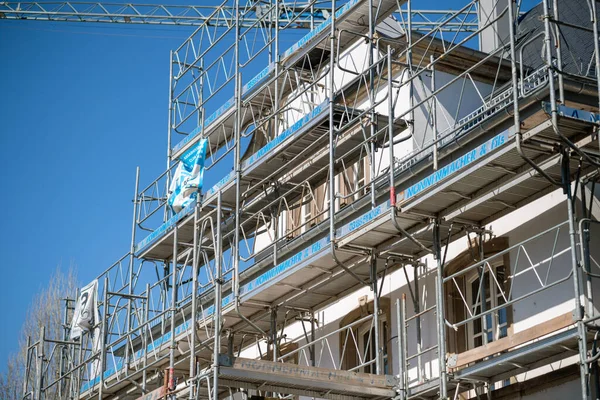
[16, 0, 600, 398]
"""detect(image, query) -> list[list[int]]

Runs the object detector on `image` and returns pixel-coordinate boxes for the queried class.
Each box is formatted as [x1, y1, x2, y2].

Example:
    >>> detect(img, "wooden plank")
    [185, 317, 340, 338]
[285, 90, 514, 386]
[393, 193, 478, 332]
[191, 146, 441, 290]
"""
[451, 311, 574, 369]
[225, 357, 392, 388]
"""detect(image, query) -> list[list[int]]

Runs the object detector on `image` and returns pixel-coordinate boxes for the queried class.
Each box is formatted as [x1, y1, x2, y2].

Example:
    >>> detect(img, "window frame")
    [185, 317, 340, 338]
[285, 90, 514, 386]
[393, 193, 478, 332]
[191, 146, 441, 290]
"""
[339, 297, 392, 374]
[465, 260, 509, 349]
[444, 237, 513, 355]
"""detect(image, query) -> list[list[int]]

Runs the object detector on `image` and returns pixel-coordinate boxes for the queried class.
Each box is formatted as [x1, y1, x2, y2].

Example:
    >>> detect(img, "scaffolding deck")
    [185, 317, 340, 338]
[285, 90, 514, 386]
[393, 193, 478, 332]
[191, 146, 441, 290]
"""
[404, 328, 582, 399]
[217, 356, 397, 400]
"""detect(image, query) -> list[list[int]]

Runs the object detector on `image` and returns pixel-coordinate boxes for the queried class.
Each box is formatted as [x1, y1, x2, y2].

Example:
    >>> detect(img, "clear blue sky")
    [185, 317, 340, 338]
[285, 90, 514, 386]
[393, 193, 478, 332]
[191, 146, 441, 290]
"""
[0, 17, 197, 369]
[0, 0, 539, 372]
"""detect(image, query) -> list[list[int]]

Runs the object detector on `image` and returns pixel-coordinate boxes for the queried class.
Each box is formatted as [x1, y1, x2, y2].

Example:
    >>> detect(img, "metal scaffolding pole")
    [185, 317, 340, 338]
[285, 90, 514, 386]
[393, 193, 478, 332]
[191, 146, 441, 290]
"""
[311, 309, 316, 367]
[35, 327, 44, 400]
[396, 297, 407, 400]
[430, 55, 438, 171]
[142, 283, 150, 393]
[328, 0, 337, 262]
[213, 191, 223, 400]
[564, 151, 589, 400]
[273, 0, 280, 268]
[125, 166, 140, 371]
[371, 253, 382, 375]
[166, 50, 174, 197]
[434, 220, 448, 399]
[58, 299, 69, 399]
[368, 0, 377, 208]
[98, 277, 109, 400]
[24, 336, 31, 399]
[168, 226, 178, 394]
[189, 202, 200, 399]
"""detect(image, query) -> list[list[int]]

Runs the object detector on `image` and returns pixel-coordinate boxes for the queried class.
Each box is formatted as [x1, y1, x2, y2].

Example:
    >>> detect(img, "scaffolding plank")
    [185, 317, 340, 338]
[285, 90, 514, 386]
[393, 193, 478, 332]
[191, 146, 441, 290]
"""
[219, 356, 397, 398]
[450, 311, 574, 369]
[454, 327, 580, 380]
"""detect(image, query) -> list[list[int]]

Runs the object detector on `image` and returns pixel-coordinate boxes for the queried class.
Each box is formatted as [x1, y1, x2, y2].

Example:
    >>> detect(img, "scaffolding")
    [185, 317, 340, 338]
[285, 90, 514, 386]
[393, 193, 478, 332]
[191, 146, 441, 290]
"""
[21, 0, 600, 399]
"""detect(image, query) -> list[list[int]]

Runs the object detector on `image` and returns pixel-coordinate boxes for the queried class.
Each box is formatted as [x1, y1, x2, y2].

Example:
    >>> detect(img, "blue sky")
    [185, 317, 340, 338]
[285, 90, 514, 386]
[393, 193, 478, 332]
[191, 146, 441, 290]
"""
[0, 0, 540, 372]
[0, 18, 197, 369]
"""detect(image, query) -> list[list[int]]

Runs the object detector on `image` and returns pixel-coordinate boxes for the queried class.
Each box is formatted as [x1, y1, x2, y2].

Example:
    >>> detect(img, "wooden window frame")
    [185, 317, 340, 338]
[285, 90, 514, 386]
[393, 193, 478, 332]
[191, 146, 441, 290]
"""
[339, 297, 392, 373]
[444, 237, 513, 356]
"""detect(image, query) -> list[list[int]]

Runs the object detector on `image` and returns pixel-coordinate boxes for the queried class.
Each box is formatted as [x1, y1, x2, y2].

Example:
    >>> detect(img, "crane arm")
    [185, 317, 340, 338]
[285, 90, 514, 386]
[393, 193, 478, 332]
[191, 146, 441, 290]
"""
[0, 1, 330, 28]
[0, 2, 479, 32]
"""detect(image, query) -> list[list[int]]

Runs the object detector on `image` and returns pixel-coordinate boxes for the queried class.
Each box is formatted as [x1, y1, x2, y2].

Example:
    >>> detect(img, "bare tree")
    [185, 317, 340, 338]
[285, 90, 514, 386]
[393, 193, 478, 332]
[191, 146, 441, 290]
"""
[0, 265, 79, 400]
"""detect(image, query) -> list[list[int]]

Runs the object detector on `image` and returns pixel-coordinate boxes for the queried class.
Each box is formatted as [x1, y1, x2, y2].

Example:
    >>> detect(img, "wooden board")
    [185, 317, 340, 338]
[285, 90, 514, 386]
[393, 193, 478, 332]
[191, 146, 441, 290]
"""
[450, 311, 574, 369]
[218, 356, 396, 398]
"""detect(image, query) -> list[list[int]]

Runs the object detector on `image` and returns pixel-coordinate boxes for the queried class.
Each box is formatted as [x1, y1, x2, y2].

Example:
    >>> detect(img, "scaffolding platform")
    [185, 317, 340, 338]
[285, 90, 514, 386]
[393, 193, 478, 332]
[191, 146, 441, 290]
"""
[404, 327, 583, 399]
[453, 327, 581, 382]
[216, 356, 397, 400]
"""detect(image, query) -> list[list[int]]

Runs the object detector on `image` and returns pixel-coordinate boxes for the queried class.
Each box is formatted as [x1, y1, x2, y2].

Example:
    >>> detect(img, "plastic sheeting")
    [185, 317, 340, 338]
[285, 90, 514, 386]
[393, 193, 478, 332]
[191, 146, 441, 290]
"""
[168, 138, 208, 213]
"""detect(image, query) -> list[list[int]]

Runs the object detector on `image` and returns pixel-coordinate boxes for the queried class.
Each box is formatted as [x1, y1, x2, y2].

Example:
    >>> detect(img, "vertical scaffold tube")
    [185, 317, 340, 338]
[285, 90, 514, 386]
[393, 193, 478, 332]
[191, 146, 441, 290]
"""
[189, 201, 200, 399]
[99, 277, 109, 400]
[434, 221, 448, 399]
[125, 166, 140, 371]
[368, 0, 376, 208]
[273, 0, 280, 267]
[328, 0, 337, 272]
[311, 310, 316, 367]
[430, 55, 438, 171]
[414, 264, 423, 381]
[476, 231, 488, 347]
[213, 191, 223, 400]
[166, 50, 174, 202]
[24, 336, 31, 398]
[396, 296, 407, 400]
[551, 0, 565, 103]
[35, 327, 44, 400]
[564, 152, 588, 400]
[233, 0, 241, 315]
[387, 45, 395, 206]
[371, 253, 382, 374]
[271, 307, 278, 363]
[58, 299, 69, 399]
[143, 283, 150, 393]
[76, 318, 83, 398]
[169, 227, 178, 393]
